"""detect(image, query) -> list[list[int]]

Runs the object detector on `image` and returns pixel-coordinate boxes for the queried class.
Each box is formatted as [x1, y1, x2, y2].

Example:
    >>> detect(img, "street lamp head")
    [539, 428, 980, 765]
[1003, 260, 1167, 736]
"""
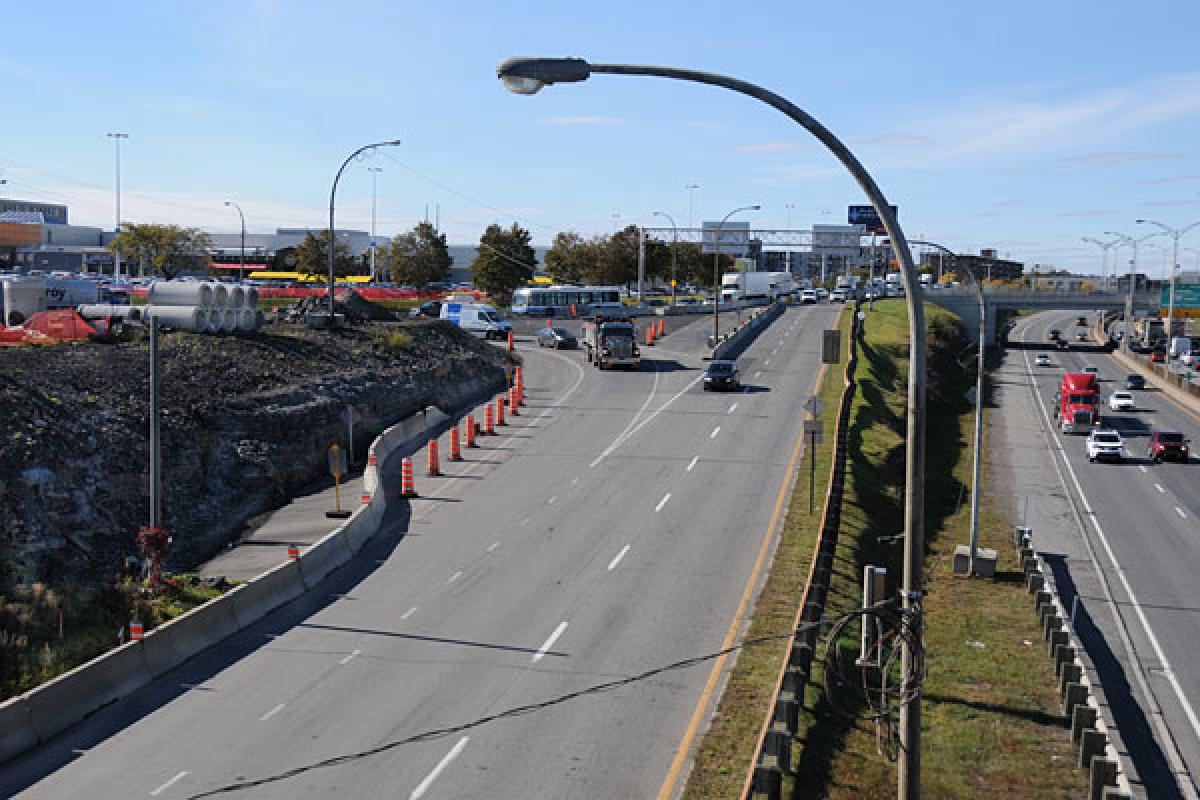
[1135, 219, 1146, 224]
[750, 204, 762, 211]
[224, 201, 232, 207]
[497, 57, 592, 94]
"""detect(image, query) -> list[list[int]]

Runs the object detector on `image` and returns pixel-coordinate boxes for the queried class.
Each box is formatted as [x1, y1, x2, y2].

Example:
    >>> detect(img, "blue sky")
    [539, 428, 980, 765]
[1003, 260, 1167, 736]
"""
[2, 0, 1199, 274]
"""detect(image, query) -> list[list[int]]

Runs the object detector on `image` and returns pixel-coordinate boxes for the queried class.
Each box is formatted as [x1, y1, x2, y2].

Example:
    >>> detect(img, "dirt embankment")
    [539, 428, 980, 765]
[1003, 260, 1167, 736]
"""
[0, 319, 508, 587]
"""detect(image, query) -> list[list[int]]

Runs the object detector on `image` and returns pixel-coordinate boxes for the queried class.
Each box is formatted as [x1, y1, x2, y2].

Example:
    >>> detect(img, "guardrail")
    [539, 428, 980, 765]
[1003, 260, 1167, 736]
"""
[0, 404, 461, 766]
[711, 301, 786, 359]
[741, 304, 861, 799]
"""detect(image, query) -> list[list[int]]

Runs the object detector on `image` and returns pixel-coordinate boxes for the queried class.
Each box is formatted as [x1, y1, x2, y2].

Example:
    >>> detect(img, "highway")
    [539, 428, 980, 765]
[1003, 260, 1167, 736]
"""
[4, 303, 842, 799]
[1009, 311, 1200, 796]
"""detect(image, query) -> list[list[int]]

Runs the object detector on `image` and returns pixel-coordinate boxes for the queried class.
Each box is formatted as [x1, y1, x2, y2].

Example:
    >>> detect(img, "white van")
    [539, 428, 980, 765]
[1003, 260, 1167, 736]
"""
[440, 302, 512, 340]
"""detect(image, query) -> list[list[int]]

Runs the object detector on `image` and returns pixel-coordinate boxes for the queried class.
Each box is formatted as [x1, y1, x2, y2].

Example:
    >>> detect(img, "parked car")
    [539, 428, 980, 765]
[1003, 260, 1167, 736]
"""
[536, 326, 578, 349]
[1048, 329, 1061, 341]
[409, 300, 442, 318]
[800, 289, 818, 304]
[829, 289, 848, 303]
[1108, 391, 1135, 411]
[1035, 353, 1052, 367]
[1147, 430, 1190, 462]
[1182, 352, 1200, 368]
[1150, 349, 1167, 363]
[1124, 374, 1146, 390]
[703, 359, 740, 391]
[816, 288, 829, 300]
[1085, 429, 1125, 463]
[1083, 365, 1100, 376]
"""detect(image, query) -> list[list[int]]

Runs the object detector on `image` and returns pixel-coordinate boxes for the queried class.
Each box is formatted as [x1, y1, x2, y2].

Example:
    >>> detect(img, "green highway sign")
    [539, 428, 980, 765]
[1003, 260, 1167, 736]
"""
[1161, 283, 1200, 308]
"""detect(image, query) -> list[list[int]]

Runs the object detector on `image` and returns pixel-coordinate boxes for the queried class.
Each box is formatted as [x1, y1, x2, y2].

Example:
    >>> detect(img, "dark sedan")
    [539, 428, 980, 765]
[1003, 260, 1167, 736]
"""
[536, 326, 578, 349]
[703, 359, 740, 391]
[1124, 374, 1146, 390]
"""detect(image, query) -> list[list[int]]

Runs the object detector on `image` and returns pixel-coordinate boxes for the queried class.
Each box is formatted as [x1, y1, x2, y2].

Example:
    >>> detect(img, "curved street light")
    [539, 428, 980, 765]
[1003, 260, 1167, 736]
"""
[224, 201, 246, 284]
[1081, 236, 1118, 290]
[651, 210, 678, 307]
[497, 56, 928, 798]
[326, 140, 401, 324]
[1136, 218, 1200, 342]
[712, 204, 760, 342]
[1106, 230, 1161, 353]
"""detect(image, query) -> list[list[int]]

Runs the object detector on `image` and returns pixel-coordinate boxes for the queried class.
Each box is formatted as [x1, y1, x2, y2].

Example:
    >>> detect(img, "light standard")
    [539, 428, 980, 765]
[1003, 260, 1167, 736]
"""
[685, 183, 699, 230]
[496, 57, 928, 799]
[711, 204, 760, 343]
[1136, 219, 1200, 344]
[652, 210, 679, 307]
[224, 201, 246, 283]
[326, 140, 401, 324]
[107, 132, 128, 278]
[1081, 237, 1117, 290]
[368, 166, 383, 283]
[1105, 230, 1160, 352]
[785, 203, 796, 274]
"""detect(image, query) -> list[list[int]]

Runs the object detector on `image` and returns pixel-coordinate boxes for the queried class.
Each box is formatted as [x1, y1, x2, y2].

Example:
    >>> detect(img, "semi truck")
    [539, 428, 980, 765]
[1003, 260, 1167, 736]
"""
[581, 315, 641, 369]
[720, 271, 795, 302]
[1054, 372, 1101, 433]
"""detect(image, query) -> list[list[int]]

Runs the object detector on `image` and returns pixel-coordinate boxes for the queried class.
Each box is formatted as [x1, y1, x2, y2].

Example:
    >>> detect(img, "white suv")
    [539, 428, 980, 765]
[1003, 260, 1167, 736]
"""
[829, 289, 848, 303]
[1086, 429, 1124, 463]
[800, 289, 818, 304]
[1108, 392, 1135, 411]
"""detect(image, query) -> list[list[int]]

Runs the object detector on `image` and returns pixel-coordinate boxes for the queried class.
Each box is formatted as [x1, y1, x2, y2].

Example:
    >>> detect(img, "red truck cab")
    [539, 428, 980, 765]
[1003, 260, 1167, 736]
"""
[1055, 373, 1101, 433]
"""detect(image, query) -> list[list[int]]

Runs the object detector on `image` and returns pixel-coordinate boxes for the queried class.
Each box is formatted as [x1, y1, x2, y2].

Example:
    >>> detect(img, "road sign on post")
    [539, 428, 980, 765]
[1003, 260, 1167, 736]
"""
[822, 329, 841, 364]
[326, 443, 351, 519]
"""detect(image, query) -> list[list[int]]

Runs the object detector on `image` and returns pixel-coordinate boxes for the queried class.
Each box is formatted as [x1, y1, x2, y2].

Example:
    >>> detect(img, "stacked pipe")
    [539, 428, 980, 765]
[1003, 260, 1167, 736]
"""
[132, 281, 264, 334]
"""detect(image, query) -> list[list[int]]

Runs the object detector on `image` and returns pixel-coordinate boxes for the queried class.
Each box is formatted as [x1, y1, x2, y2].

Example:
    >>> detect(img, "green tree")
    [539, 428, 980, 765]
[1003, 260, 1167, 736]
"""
[293, 230, 359, 279]
[108, 223, 213, 279]
[471, 223, 536, 303]
[586, 224, 641, 286]
[389, 222, 452, 287]
[544, 231, 596, 284]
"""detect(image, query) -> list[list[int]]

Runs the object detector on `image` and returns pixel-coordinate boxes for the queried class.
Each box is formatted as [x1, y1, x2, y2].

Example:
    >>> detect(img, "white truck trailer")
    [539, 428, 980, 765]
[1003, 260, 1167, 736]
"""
[720, 271, 795, 302]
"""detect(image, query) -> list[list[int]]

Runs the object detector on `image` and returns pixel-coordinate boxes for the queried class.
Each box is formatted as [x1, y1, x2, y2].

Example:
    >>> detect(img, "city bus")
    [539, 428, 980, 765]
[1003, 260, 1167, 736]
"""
[510, 285, 622, 316]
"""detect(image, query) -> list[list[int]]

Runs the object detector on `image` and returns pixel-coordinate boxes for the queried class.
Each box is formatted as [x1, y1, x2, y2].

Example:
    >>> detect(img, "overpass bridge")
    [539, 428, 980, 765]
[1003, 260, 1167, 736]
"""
[924, 288, 1160, 345]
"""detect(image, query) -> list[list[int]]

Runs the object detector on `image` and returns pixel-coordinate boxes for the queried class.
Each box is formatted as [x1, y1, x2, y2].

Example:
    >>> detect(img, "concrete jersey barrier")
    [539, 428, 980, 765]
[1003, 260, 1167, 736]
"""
[0, 402, 459, 767]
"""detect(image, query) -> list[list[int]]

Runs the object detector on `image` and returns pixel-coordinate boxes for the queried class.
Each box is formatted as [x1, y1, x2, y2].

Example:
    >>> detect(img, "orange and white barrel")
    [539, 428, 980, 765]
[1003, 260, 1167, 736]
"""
[466, 414, 478, 447]
[401, 457, 417, 497]
[449, 425, 463, 460]
[130, 621, 145, 641]
[428, 438, 442, 476]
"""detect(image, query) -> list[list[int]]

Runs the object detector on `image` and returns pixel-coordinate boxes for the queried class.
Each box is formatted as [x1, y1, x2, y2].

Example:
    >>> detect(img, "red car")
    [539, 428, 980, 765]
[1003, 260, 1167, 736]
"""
[1148, 430, 1190, 462]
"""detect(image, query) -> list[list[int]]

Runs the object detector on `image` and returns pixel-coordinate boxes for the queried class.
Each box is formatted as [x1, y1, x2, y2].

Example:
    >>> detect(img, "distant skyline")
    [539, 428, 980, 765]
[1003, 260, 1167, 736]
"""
[3, 0, 1200, 274]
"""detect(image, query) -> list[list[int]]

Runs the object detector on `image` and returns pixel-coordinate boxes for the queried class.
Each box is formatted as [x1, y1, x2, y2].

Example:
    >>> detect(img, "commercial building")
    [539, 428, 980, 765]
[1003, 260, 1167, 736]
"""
[920, 248, 1024, 282]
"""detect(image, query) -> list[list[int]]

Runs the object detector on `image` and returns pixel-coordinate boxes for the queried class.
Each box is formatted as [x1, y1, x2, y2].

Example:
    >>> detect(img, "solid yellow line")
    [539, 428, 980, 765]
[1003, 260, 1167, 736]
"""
[656, 324, 835, 800]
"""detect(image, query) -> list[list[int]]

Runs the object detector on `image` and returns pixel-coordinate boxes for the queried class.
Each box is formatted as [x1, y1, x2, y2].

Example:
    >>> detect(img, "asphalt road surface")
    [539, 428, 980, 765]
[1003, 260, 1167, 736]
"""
[1010, 312, 1200, 797]
[5, 303, 842, 799]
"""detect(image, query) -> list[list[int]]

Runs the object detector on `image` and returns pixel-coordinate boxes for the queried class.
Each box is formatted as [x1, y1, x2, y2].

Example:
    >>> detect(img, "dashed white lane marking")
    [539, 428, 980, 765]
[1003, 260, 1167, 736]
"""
[727, 402, 738, 414]
[710, 426, 721, 439]
[410, 736, 470, 799]
[1154, 483, 1166, 493]
[547, 495, 557, 505]
[532, 621, 568, 663]
[339, 648, 361, 665]
[1138, 465, 1148, 473]
[590, 375, 703, 468]
[571, 477, 579, 485]
[259, 703, 285, 721]
[401, 607, 417, 620]
[655, 493, 671, 512]
[686, 456, 699, 472]
[447, 571, 463, 584]
[150, 771, 189, 796]
[486, 541, 501, 552]
[608, 545, 631, 571]
[1177, 507, 1188, 519]
[764, 359, 771, 366]
[520, 517, 531, 526]
[755, 371, 762, 378]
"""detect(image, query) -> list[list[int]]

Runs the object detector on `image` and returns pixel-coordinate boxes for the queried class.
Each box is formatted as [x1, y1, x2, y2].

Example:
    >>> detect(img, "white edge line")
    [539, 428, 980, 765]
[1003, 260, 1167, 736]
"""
[150, 771, 189, 796]
[259, 703, 285, 721]
[401, 606, 417, 620]
[710, 426, 721, 439]
[486, 541, 500, 552]
[447, 571, 463, 584]
[655, 493, 671, 512]
[608, 544, 631, 571]
[686, 455, 699, 472]
[532, 621, 568, 663]
[410, 736, 470, 800]
[339, 648, 361, 665]
[1177, 507, 1187, 519]
[590, 376, 703, 468]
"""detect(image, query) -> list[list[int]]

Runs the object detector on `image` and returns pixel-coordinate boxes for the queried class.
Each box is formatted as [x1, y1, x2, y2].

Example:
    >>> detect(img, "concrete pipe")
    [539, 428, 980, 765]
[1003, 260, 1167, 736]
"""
[220, 308, 238, 333]
[77, 304, 143, 322]
[205, 308, 223, 334]
[143, 305, 207, 333]
[208, 282, 230, 309]
[147, 281, 213, 308]
[242, 287, 260, 308]
[236, 308, 262, 332]
[228, 286, 245, 309]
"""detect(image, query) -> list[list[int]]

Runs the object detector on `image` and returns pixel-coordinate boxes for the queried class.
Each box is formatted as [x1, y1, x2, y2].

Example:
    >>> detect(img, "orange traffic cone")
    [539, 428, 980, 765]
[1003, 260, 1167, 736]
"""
[646, 326, 656, 346]
[449, 425, 463, 460]
[287, 545, 299, 561]
[428, 438, 442, 476]
[496, 395, 507, 426]
[507, 331, 514, 351]
[401, 456, 417, 497]
[466, 415, 478, 447]
[130, 621, 144, 641]
[483, 404, 495, 435]
[509, 387, 520, 416]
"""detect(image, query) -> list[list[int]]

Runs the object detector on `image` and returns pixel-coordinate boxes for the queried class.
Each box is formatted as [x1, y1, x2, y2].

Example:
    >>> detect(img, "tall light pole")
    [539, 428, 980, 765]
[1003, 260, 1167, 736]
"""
[1106, 230, 1161, 352]
[107, 132, 128, 278]
[785, 202, 796, 275]
[497, 58, 928, 798]
[1081, 237, 1117, 291]
[224, 201, 245, 284]
[652, 210, 678, 307]
[685, 183, 699, 231]
[327, 140, 401, 324]
[1136, 219, 1200, 345]
[711, 204, 760, 343]
[368, 166, 383, 283]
